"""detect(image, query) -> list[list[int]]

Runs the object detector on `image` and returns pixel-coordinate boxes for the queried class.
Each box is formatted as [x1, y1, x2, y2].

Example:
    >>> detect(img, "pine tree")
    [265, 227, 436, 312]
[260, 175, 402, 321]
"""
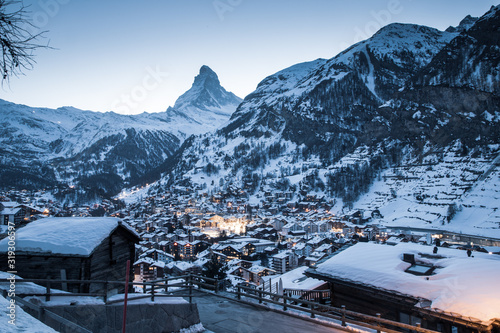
[202, 256, 228, 280]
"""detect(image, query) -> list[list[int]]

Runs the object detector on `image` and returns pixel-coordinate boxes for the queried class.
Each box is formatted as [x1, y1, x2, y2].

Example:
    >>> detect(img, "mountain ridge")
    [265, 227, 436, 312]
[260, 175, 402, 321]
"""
[0, 66, 241, 200]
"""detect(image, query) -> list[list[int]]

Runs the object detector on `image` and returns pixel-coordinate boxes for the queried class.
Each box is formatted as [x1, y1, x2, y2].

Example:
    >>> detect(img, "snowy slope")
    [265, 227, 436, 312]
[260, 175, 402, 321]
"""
[0, 295, 57, 332]
[164, 65, 242, 137]
[354, 143, 500, 238]
[0, 99, 180, 159]
[228, 22, 457, 131]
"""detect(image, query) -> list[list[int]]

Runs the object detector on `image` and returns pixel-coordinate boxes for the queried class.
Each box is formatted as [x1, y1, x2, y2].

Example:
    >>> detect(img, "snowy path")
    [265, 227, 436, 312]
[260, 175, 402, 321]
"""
[188, 290, 345, 333]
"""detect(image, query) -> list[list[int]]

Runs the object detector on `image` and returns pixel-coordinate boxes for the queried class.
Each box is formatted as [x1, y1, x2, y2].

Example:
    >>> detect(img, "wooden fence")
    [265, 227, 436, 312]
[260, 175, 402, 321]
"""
[1, 275, 441, 333]
[235, 284, 439, 333]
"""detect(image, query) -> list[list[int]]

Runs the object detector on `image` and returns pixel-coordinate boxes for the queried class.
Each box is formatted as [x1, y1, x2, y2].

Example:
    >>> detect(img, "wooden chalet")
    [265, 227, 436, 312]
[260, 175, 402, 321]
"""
[133, 257, 166, 282]
[0, 201, 46, 226]
[0, 217, 140, 294]
[306, 242, 500, 333]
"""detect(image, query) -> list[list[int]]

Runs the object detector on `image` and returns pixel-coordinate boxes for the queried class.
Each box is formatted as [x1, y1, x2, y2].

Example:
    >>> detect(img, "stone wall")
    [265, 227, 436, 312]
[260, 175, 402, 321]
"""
[40, 302, 200, 333]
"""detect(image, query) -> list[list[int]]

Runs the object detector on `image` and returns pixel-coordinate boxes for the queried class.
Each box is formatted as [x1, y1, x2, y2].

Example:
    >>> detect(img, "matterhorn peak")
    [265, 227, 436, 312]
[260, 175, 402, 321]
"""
[193, 65, 220, 87]
[173, 65, 241, 113]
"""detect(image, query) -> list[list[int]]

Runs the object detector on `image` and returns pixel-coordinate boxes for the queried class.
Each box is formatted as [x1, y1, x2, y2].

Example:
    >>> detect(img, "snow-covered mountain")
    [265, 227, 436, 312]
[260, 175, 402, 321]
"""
[166, 65, 242, 137]
[445, 15, 479, 33]
[144, 6, 500, 232]
[0, 66, 241, 198]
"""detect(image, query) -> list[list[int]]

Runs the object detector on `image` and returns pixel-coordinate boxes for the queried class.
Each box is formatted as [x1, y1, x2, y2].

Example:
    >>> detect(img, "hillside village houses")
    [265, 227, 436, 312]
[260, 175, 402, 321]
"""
[0, 200, 47, 226]
[0, 185, 499, 331]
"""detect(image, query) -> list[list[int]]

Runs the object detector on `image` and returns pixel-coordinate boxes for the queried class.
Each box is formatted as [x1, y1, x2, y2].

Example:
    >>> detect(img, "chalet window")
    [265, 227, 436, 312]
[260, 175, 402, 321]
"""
[399, 312, 422, 331]
[405, 264, 435, 276]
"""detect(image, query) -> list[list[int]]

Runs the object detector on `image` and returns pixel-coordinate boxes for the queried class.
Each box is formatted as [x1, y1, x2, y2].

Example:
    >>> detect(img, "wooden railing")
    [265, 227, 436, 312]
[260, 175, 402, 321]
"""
[235, 284, 440, 333]
[1, 275, 220, 333]
[283, 288, 330, 304]
[1, 276, 443, 333]
[2, 290, 92, 333]
[0, 275, 220, 304]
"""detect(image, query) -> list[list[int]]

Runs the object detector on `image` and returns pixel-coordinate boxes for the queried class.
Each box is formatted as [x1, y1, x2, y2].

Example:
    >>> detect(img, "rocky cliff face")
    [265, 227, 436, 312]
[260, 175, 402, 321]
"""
[414, 5, 500, 95]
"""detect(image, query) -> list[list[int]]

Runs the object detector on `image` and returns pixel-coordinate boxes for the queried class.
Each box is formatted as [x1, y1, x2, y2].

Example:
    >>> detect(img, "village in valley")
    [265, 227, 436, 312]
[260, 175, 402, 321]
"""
[1, 2, 500, 330]
[0, 155, 500, 333]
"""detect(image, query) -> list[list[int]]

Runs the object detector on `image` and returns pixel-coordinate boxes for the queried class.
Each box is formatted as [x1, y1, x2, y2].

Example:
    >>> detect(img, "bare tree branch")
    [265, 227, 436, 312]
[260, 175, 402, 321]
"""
[0, 0, 49, 81]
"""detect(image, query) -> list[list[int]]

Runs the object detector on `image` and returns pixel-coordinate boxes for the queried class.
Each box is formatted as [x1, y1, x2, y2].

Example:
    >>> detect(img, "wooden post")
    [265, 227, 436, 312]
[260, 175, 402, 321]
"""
[151, 283, 155, 302]
[259, 289, 262, 304]
[39, 307, 46, 323]
[104, 280, 109, 303]
[341, 305, 346, 327]
[165, 279, 168, 293]
[122, 260, 130, 333]
[46, 279, 51, 302]
[237, 286, 241, 300]
[60, 269, 68, 291]
[376, 313, 381, 333]
[283, 294, 287, 311]
[215, 278, 219, 293]
[188, 275, 193, 304]
[310, 302, 315, 318]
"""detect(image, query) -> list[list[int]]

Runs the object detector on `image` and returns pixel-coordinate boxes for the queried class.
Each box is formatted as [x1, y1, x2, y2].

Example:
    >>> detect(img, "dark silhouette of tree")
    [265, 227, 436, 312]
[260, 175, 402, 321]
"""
[202, 256, 228, 280]
[258, 253, 269, 268]
[0, 0, 49, 80]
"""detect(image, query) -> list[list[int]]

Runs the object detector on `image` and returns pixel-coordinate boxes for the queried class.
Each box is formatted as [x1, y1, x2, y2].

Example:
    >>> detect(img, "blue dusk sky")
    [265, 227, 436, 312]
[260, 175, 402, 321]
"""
[1, 0, 497, 114]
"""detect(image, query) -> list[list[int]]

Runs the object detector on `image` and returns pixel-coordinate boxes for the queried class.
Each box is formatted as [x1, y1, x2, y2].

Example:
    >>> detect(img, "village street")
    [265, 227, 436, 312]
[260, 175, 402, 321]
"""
[190, 291, 344, 333]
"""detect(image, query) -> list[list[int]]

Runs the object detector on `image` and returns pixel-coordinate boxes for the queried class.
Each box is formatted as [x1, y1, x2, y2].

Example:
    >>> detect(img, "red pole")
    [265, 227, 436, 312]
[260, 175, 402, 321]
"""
[122, 260, 131, 333]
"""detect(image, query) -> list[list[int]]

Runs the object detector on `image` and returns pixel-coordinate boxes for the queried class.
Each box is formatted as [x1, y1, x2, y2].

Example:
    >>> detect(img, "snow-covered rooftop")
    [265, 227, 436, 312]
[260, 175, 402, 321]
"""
[0, 217, 138, 256]
[313, 242, 500, 323]
[266, 266, 325, 290]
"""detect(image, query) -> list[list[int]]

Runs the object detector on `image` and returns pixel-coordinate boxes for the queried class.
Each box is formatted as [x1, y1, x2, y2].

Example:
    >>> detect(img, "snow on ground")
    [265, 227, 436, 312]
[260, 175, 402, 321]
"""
[179, 323, 206, 333]
[355, 145, 500, 238]
[0, 295, 57, 333]
[0, 217, 134, 256]
[116, 183, 153, 204]
[0, 272, 57, 295]
[106, 293, 188, 305]
[314, 242, 500, 323]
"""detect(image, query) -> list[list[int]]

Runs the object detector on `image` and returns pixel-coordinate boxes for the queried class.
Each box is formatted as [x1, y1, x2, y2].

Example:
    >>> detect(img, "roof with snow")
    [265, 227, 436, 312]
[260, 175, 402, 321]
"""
[0, 217, 139, 256]
[0, 208, 21, 215]
[311, 242, 500, 323]
[265, 266, 325, 290]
